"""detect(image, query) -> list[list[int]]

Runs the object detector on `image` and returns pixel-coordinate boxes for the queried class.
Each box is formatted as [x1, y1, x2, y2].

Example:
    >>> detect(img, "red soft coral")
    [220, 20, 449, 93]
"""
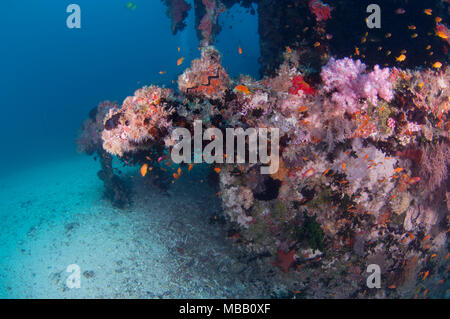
[289, 75, 316, 96]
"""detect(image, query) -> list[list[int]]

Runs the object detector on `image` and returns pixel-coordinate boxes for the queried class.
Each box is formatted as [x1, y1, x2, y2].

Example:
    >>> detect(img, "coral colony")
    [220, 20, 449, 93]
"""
[78, 1, 449, 298]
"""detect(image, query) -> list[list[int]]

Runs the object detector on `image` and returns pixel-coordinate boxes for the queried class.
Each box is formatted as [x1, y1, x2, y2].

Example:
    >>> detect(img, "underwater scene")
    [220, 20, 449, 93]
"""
[0, 0, 449, 300]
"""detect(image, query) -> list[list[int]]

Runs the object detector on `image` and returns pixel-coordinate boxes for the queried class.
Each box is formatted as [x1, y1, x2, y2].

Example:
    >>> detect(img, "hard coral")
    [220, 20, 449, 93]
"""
[77, 101, 117, 155]
[101, 86, 175, 157]
[163, 0, 191, 34]
[198, 0, 225, 45]
[178, 46, 230, 100]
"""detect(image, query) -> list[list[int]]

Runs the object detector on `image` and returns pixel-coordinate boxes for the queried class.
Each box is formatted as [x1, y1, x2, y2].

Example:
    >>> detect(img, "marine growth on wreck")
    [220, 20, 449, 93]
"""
[75, 0, 449, 299]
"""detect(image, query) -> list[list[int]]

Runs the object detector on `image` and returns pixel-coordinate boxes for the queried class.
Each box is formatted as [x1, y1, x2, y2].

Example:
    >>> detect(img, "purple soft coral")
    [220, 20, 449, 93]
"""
[321, 58, 393, 113]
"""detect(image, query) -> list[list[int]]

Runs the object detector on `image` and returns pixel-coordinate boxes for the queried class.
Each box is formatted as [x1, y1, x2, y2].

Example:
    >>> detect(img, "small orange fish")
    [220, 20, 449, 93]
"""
[393, 167, 404, 174]
[238, 46, 243, 54]
[159, 71, 166, 74]
[411, 33, 418, 39]
[177, 57, 184, 66]
[234, 84, 251, 95]
[140, 163, 148, 177]
[313, 42, 320, 47]
[396, 54, 406, 62]
[177, 167, 182, 175]
[423, 271, 429, 280]
[214, 167, 221, 173]
[436, 31, 448, 39]
[424, 9, 432, 16]
[430, 254, 436, 259]
[363, 154, 369, 161]
[188, 164, 193, 172]
[423, 235, 430, 241]
[407, 232, 415, 240]
[173, 173, 180, 179]
[388, 285, 396, 289]
[435, 17, 442, 23]
[355, 47, 360, 55]
[385, 33, 392, 38]
[322, 168, 330, 176]
[342, 162, 346, 172]
[286, 46, 292, 54]
[297, 105, 308, 112]
[408, 25, 416, 30]
[178, 46, 181, 52]
[432, 62, 442, 69]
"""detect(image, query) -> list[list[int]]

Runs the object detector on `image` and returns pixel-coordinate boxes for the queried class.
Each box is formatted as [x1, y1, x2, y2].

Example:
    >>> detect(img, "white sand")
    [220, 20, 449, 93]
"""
[0, 154, 269, 298]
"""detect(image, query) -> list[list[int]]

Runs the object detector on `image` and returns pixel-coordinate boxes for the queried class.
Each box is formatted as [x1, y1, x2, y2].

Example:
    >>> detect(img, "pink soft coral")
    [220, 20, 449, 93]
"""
[321, 58, 393, 113]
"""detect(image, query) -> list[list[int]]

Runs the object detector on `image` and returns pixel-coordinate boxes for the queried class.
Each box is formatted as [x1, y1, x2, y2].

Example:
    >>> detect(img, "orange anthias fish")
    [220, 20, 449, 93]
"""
[424, 9, 432, 16]
[177, 167, 182, 175]
[396, 54, 406, 62]
[234, 84, 251, 95]
[238, 46, 243, 55]
[177, 57, 184, 66]
[214, 167, 221, 173]
[140, 163, 148, 177]
[436, 31, 448, 39]
[188, 164, 193, 172]
[432, 62, 442, 69]
[173, 172, 180, 179]
[297, 105, 308, 112]
[393, 167, 404, 174]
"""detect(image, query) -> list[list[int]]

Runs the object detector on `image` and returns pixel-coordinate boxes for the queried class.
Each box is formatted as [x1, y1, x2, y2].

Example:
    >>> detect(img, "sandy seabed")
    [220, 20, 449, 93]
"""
[0, 154, 270, 298]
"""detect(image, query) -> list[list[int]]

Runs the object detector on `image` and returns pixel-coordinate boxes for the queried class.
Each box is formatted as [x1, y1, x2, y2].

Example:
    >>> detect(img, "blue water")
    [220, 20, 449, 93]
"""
[0, 1, 260, 298]
[0, 0, 259, 172]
